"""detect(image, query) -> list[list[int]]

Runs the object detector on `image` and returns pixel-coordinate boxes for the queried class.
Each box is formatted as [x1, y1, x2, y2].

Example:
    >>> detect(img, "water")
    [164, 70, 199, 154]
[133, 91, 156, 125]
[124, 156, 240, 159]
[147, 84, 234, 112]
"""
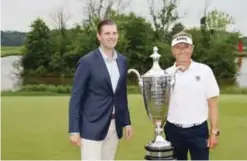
[1, 56, 23, 91]
[237, 57, 247, 87]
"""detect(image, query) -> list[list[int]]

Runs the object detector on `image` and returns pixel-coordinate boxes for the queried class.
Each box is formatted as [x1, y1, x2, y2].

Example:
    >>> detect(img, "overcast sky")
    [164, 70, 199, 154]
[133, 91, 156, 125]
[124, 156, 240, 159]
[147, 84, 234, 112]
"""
[1, 0, 247, 35]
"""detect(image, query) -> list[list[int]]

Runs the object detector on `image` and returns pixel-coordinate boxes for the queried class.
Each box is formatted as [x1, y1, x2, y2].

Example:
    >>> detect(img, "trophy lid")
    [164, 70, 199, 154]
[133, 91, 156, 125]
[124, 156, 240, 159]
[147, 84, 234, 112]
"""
[142, 46, 165, 78]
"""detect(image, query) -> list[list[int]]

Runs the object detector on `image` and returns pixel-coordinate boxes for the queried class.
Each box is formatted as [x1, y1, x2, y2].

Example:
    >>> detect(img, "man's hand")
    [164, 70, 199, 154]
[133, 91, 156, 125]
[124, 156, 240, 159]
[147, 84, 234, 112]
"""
[125, 125, 133, 140]
[207, 134, 218, 149]
[69, 134, 81, 146]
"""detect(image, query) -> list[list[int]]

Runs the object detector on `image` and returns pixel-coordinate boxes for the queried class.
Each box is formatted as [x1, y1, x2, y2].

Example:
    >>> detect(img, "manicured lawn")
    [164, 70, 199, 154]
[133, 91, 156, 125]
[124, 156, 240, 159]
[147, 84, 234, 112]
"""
[1, 46, 23, 57]
[1, 94, 247, 160]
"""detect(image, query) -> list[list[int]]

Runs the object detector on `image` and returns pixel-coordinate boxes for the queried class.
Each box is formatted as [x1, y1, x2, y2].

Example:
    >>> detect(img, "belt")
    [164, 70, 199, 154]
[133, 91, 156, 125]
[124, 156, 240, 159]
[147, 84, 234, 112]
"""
[172, 122, 202, 128]
[111, 113, 115, 119]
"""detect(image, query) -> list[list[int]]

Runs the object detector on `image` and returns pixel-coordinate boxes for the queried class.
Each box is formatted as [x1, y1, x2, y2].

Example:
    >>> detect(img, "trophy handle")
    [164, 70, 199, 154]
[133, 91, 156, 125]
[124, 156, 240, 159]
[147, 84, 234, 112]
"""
[128, 69, 143, 92]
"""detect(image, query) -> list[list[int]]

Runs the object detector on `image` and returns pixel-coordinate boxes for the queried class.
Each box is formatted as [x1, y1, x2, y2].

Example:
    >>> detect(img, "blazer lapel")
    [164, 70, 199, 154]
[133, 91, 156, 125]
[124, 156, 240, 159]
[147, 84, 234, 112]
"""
[115, 56, 124, 93]
[95, 49, 113, 94]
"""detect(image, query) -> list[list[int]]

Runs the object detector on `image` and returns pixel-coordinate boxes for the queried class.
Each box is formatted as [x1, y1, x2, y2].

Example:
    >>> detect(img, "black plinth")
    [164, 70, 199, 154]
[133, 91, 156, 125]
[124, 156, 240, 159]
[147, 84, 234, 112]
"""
[144, 144, 176, 160]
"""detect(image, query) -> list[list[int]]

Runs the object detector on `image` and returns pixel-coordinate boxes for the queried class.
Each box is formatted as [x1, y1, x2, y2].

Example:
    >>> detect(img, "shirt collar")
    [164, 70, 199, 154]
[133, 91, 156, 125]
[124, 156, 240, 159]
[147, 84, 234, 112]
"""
[99, 47, 117, 61]
[172, 59, 194, 71]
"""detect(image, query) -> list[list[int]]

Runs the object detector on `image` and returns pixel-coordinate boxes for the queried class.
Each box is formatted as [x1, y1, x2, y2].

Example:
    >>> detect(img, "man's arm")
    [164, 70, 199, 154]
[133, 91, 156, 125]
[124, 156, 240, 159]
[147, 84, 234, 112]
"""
[69, 58, 90, 134]
[122, 59, 131, 127]
[205, 66, 220, 133]
[123, 72, 131, 126]
[208, 96, 219, 132]
[205, 66, 220, 148]
[122, 59, 133, 140]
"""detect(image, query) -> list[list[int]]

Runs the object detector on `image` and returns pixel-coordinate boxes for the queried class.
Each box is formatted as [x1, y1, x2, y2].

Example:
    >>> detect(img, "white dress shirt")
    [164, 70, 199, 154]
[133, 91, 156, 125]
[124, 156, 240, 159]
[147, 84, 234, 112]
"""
[99, 47, 120, 114]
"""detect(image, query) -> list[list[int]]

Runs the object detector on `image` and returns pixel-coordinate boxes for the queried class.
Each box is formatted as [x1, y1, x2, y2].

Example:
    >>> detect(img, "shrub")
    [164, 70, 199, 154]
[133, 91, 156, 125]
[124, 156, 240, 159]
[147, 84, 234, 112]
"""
[221, 86, 247, 94]
[18, 84, 72, 93]
[2, 84, 246, 96]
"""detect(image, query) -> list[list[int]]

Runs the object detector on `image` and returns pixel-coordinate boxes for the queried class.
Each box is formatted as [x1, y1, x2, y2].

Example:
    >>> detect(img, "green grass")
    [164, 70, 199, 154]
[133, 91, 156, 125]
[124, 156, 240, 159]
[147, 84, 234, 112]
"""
[1, 46, 23, 57]
[1, 94, 247, 160]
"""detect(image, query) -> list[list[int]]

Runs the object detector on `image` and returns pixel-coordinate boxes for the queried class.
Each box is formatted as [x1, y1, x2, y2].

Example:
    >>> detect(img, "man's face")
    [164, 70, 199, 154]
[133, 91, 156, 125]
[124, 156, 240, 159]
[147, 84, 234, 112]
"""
[97, 24, 118, 50]
[171, 43, 193, 62]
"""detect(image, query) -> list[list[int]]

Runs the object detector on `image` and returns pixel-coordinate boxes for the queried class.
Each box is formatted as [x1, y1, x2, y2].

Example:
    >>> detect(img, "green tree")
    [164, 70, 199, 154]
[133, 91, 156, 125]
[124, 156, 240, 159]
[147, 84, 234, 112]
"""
[68, 10, 157, 77]
[206, 9, 234, 31]
[148, 0, 180, 42]
[50, 8, 71, 78]
[21, 18, 54, 76]
[186, 27, 239, 86]
[167, 22, 185, 43]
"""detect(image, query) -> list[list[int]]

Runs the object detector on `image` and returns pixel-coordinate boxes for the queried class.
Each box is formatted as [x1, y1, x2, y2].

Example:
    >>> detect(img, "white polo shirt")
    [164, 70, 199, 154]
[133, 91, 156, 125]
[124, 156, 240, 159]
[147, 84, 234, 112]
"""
[165, 60, 220, 125]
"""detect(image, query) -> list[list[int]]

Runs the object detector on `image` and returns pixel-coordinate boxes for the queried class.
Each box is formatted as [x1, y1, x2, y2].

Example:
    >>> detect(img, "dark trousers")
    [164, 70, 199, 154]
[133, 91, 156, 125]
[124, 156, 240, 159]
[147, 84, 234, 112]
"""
[164, 121, 209, 160]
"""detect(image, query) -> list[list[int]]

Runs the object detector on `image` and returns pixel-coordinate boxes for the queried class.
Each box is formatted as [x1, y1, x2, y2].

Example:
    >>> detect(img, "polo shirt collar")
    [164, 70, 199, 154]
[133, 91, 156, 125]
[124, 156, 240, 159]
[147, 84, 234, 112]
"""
[172, 59, 195, 71]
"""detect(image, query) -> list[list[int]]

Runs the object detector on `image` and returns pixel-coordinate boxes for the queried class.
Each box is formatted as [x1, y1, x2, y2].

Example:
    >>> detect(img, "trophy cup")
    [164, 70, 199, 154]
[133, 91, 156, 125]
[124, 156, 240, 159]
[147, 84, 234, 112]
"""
[128, 46, 183, 160]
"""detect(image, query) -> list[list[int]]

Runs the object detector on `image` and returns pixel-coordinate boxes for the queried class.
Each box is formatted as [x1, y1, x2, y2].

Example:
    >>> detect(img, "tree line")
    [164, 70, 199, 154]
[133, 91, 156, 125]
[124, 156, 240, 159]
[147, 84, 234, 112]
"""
[13, 0, 241, 86]
[1, 31, 26, 46]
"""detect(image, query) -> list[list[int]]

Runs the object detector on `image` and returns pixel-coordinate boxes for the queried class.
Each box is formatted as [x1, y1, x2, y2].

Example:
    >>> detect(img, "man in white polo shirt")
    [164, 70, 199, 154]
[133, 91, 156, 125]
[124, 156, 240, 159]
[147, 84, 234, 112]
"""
[164, 31, 220, 160]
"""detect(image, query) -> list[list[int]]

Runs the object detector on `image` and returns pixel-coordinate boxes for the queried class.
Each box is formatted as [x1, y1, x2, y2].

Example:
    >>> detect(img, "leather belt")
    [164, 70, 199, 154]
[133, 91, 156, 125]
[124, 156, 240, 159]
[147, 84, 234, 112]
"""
[111, 113, 115, 119]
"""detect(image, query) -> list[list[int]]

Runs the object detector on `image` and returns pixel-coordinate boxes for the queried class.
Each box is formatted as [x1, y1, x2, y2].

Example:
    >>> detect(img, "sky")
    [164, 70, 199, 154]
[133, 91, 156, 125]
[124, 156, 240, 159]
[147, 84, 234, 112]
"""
[1, 0, 247, 35]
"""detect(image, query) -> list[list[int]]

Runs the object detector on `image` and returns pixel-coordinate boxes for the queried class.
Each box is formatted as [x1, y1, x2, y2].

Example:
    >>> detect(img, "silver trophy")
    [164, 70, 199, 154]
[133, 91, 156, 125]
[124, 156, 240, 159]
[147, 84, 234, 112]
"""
[128, 46, 183, 160]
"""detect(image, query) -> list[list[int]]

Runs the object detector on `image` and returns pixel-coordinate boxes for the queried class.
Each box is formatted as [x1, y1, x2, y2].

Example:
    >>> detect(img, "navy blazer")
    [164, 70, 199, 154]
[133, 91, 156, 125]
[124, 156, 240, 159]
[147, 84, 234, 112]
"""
[68, 48, 131, 141]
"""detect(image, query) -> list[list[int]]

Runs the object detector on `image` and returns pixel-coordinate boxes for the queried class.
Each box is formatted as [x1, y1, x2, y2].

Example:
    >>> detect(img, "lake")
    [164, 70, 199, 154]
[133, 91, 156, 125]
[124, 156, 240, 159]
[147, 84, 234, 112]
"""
[1, 56, 23, 91]
[237, 57, 247, 87]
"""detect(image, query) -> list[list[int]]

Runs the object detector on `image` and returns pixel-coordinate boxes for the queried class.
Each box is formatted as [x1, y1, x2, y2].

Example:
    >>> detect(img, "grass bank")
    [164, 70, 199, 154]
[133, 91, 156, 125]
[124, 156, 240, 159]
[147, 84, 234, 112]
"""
[1, 46, 23, 57]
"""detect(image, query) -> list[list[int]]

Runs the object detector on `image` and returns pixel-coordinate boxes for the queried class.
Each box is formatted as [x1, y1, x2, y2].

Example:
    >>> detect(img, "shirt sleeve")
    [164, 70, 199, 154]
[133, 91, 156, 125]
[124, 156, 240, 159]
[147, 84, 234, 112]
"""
[205, 66, 220, 98]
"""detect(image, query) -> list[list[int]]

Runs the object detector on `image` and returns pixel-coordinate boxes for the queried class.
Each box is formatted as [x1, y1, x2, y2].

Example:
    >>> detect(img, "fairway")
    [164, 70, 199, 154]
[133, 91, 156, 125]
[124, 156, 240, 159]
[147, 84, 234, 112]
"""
[1, 46, 23, 57]
[1, 94, 247, 160]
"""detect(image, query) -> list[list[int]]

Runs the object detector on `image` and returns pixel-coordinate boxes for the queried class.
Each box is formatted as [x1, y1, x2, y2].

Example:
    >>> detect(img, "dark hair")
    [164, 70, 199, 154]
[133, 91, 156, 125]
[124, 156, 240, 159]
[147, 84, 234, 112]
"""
[97, 19, 117, 34]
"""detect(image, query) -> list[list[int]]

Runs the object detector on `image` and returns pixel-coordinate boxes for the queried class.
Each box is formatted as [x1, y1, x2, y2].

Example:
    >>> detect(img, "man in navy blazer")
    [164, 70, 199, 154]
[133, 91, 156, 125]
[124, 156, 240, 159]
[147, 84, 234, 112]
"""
[68, 19, 133, 160]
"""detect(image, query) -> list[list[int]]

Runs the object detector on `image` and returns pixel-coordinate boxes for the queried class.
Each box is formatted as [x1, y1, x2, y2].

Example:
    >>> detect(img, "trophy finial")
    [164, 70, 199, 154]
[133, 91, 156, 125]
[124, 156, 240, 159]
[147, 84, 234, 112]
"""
[153, 46, 158, 52]
[150, 46, 161, 60]
[149, 46, 161, 71]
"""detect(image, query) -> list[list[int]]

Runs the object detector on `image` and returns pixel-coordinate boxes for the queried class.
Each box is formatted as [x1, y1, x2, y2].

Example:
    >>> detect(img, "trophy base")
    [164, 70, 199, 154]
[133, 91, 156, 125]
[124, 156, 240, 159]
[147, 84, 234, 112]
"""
[144, 142, 175, 160]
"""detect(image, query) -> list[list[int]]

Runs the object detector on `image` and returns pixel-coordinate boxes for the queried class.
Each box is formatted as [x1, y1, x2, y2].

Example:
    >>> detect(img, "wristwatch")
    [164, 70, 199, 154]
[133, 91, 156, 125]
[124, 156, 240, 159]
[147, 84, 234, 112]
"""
[211, 129, 220, 136]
